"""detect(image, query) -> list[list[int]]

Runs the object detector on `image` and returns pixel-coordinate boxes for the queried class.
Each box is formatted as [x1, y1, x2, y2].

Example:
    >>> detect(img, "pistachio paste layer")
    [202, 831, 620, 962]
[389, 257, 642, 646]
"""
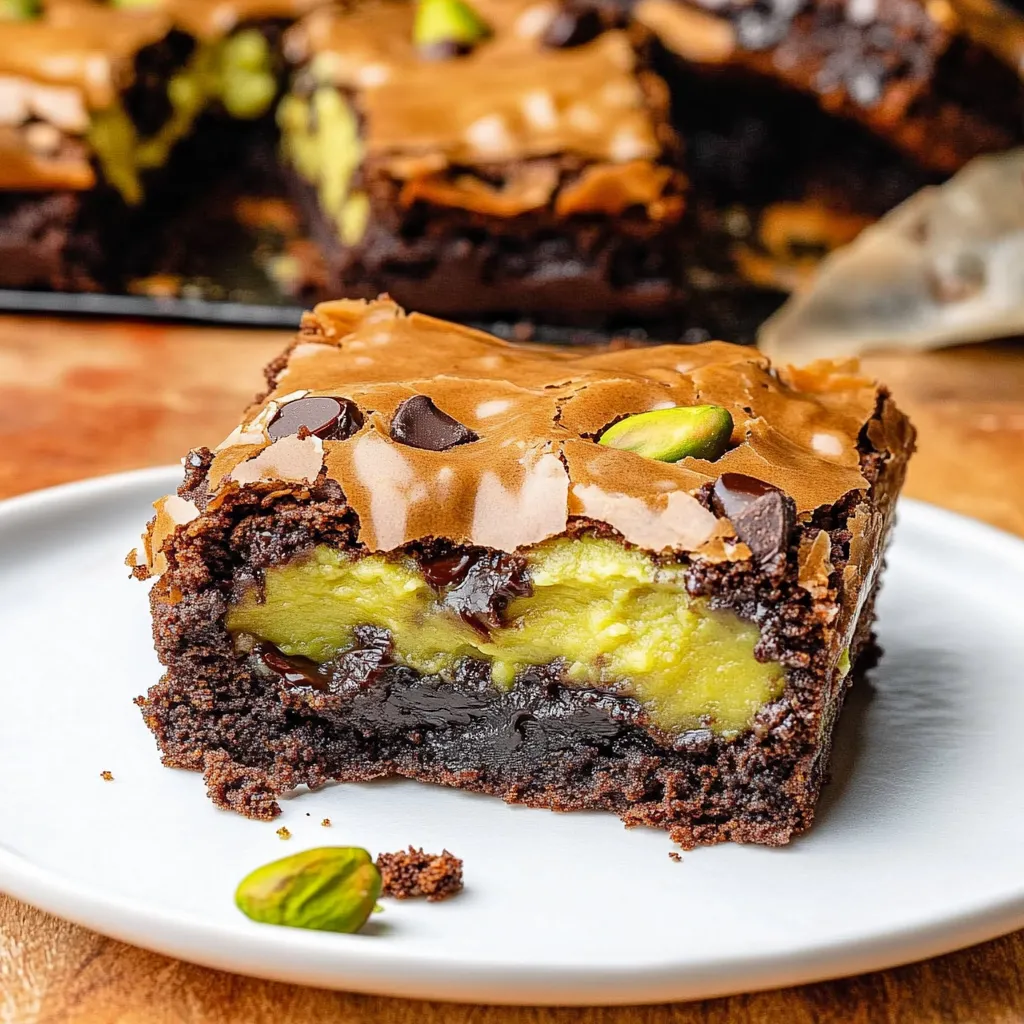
[225, 536, 785, 735]
[92, 28, 278, 204]
[277, 87, 368, 243]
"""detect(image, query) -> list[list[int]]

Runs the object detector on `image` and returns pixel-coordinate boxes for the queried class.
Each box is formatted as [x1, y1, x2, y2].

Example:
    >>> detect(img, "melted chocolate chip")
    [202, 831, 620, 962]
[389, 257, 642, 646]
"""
[420, 553, 474, 588]
[711, 473, 774, 518]
[262, 647, 330, 691]
[331, 626, 393, 690]
[262, 628, 392, 694]
[541, 2, 602, 47]
[711, 473, 794, 566]
[268, 396, 364, 442]
[390, 396, 478, 451]
[441, 551, 531, 634]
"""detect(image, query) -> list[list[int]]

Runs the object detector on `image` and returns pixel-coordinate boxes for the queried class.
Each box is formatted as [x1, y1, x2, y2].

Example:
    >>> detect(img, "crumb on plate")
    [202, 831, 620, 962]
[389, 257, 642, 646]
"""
[376, 847, 463, 902]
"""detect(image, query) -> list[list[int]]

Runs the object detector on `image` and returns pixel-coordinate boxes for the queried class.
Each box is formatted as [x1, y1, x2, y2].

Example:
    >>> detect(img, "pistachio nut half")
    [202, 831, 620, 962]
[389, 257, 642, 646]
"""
[598, 404, 734, 462]
[235, 846, 382, 933]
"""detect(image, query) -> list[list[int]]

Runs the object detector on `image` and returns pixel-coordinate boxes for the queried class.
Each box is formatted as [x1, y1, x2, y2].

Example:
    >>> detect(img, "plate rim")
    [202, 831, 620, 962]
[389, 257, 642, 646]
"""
[1, 466, 1023, 1006]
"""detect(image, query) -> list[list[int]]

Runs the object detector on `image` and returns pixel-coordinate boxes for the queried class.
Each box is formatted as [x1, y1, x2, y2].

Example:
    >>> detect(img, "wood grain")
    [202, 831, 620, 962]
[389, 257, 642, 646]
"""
[1, 315, 1023, 1024]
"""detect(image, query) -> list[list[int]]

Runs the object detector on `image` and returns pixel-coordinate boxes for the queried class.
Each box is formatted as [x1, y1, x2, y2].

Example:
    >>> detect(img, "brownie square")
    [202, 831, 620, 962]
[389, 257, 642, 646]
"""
[278, 1, 688, 328]
[0, 0, 320, 291]
[131, 297, 915, 848]
[637, 0, 1023, 172]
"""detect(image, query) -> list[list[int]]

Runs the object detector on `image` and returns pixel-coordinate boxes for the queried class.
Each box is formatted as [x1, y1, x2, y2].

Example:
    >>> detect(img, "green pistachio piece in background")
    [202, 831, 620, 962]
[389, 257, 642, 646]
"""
[414, 0, 491, 55]
[109, 0, 161, 7]
[235, 847, 382, 933]
[0, 0, 40, 20]
[598, 405, 734, 463]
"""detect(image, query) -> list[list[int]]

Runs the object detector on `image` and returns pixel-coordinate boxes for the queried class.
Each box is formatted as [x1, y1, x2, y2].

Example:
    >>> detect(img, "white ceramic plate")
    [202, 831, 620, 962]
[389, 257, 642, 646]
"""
[1, 467, 1023, 1006]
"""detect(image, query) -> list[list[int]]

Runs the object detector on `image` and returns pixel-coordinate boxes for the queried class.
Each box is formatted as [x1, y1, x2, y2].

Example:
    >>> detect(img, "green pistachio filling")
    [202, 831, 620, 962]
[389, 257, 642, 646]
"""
[277, 88, 368, 243]
[89, 29, 277, 205]
[225, 536, 785, 735]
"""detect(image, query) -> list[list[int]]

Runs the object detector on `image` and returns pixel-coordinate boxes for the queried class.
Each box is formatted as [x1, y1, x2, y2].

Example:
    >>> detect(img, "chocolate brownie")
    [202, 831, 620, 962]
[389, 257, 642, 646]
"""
[277, 0, 688, 328]
[0, 0, 1020, 336]
[0, 0, 323, 291]
[130, 297, 915, 848]
[637, 0, 1023, 172]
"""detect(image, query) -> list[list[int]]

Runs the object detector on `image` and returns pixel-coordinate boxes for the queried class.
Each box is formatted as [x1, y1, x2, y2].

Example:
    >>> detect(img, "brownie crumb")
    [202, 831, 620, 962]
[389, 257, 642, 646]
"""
[668, 851, 682, 863]
[276, 826, 292, 840]
[321, 818, 332, 827]
[99, 771, 114, 782]
[376, 847, 463, 902]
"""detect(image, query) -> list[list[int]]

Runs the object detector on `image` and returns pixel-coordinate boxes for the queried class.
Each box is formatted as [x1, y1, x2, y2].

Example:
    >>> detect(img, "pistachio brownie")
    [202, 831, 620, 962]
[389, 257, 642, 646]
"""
[277, 0, 687, 327]
[638, 0, 1023, 174]
[130, 297, 914, 848]
[0, 0, 323, 291]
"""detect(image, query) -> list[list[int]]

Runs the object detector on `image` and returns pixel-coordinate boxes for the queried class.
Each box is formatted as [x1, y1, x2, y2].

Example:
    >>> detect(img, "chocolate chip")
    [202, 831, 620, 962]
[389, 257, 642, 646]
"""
[420, 552, 474, 588]
[268, 396, 363, 442]
[441, 551, 531, 634]
[711, 473, 794, 565]
[332, 626, 393, 690]
[390, 396, 478, 451]
[541, 3, 602, 47]
[261, 647, 330, 692]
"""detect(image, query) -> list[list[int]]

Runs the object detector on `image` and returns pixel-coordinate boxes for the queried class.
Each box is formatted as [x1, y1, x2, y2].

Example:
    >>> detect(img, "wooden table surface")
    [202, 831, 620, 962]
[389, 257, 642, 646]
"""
[1, 315, 1023, 1024]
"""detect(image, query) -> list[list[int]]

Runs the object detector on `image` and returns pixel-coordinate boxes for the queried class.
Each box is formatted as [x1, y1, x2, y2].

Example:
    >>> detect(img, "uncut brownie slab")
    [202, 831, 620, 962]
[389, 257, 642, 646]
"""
[131, 297, 914, 848]
[277, 0, 687, 328]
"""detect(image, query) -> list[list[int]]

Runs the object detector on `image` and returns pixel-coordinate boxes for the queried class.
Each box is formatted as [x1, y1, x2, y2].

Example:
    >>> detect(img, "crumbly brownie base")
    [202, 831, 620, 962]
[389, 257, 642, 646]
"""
[143, 621, 877, 849]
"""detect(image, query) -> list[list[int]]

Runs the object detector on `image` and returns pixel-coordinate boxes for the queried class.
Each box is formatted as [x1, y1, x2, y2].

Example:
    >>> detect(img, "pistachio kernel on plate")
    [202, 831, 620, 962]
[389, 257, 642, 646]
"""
[598, 405, 733, 463]
[414, 0, 491, 57]
[235, 847, 382, 934]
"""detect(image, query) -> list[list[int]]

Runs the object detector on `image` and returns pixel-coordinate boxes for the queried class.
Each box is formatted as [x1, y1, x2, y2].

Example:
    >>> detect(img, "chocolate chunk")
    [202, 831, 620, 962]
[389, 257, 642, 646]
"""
[443, 551, 531, 634]
[268, 396, 364, 442]
[541, 2, 602, 47]
[390, 395, 478, 451]
[420, 552, 473, 588]
[330, 626, 393, 690]
[711, 473, 794, 565]
[261, 647, 330, 691]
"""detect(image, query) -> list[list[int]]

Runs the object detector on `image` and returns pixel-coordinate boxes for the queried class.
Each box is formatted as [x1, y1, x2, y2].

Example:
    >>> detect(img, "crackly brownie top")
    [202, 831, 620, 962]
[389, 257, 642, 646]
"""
[637, 0, 1021, 171]
[0, 0, 329, 191]
[150, 0, 325, 39]
[137, 297, 912, 573]
[0, 0, 322, 103]
[0, 5, 172, 110]
[283, 0, 681, 219]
